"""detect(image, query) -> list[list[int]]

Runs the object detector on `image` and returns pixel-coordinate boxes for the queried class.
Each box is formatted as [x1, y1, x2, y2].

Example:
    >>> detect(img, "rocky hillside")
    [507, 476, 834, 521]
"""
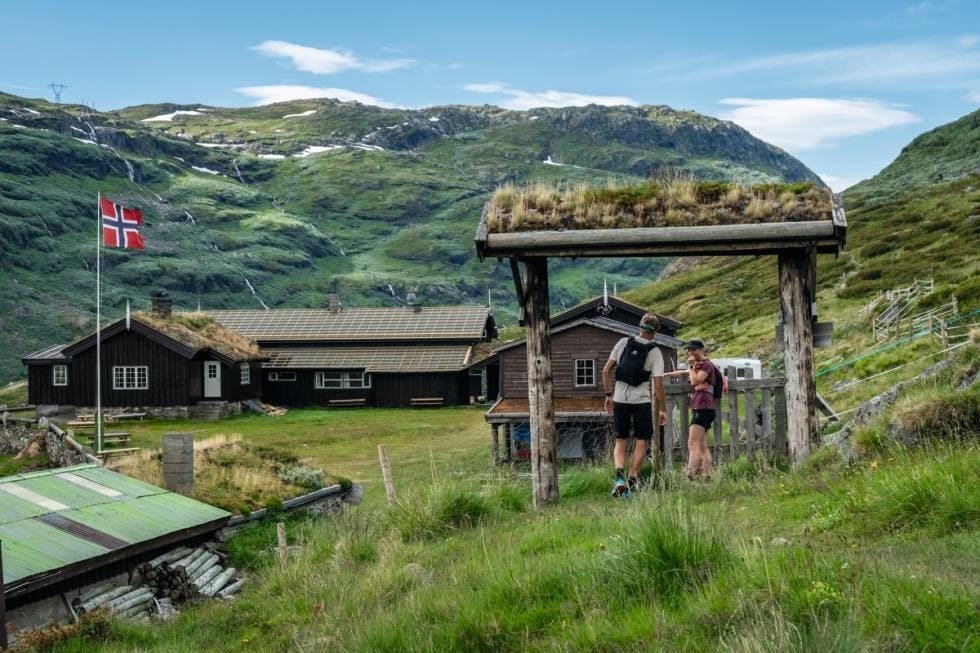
[0, 92, 822, 382]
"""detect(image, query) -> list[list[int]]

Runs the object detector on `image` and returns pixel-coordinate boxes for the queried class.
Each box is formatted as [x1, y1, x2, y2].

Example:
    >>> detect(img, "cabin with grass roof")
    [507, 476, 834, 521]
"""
[21, 293, 266, 419]
[475, 179, 846, 506]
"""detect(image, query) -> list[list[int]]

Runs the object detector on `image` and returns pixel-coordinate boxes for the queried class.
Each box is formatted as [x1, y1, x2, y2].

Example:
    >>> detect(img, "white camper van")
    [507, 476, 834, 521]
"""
[712, 358, 763, 380]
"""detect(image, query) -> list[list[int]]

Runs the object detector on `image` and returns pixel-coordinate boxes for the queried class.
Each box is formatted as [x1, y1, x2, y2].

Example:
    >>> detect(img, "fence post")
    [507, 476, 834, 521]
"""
[727, 366, 739, 459]
[761, 388, 773, 457]
[378, 444, 397, 505]
[774, 387, 788, 456]
[663, 394, 675, 468]
[490, 424, 500, 465]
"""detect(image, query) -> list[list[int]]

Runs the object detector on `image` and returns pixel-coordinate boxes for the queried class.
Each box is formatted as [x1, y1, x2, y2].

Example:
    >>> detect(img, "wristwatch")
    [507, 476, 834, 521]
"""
[604, 391, 613, 397]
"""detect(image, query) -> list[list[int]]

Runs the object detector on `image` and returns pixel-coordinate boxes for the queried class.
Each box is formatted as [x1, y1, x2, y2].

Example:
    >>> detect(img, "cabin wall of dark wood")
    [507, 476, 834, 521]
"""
[259, 370, 465, 407]
[500, 325, 677, 398]
[217, 360, 263, 402]
[259, 370, 371, 407]
[30, 330, 192, 407]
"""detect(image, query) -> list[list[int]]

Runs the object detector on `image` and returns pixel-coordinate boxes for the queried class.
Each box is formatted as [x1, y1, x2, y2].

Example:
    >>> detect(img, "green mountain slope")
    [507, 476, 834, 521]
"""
[625, 108, 980, 402]
[0, 92, 819, 382]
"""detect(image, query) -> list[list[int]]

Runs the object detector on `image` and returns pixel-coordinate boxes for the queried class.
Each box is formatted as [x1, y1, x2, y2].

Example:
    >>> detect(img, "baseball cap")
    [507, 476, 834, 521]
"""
[685, 339, 705, 350]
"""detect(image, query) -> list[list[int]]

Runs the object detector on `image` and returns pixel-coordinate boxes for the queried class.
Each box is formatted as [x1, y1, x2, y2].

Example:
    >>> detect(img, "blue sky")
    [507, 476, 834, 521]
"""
[2, 0, 978, 189]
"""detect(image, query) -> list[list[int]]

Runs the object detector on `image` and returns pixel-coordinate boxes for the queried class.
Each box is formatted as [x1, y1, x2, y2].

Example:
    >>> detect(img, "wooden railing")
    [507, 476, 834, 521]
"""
[661, 373, 787, 465]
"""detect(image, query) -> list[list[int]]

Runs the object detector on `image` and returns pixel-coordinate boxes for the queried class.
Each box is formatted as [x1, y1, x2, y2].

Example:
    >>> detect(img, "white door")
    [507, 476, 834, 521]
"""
[204, 361, 222, 397]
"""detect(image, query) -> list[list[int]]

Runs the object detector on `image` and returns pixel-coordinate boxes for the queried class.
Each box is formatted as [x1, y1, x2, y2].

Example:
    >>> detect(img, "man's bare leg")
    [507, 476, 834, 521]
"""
[687, 425, 708, 477]
[614, 438, 628, 471]
[629, 439, 648, 479]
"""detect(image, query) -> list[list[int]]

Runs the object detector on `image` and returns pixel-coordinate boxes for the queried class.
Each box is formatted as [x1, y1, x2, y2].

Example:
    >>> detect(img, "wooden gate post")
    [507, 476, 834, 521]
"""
[778, 249, 819, 466]
[523, 258, 558, 506]
[1, 539, 7, 651]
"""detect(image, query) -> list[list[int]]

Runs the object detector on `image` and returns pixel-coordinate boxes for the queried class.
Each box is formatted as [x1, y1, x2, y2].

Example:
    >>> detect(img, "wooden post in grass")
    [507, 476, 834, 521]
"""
[523, 257, 558, 507]
[490, 424, 500, 465]
[378, 444, 397, 505]
[778, 249, 819, 466]
[276, 523, 287, 563]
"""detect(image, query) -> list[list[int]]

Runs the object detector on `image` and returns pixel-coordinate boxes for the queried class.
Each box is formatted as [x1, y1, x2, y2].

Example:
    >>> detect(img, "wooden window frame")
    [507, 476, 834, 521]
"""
[112, 365, 148, 390]
[52, 364, 68, 386]
[268, 372, 297, 382]
[240, 363, 251, 385]
[574, 359, 596, 387]
[315, 370, 371, 390]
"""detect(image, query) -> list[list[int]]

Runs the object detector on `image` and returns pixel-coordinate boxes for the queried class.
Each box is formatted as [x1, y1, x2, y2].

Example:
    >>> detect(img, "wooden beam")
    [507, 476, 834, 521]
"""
[523, 258, 558, 506]
[480, 220, 840, 259]
[1, 539, 7, 651]
[778, 249, 819, 466]
[509, 258, 528, 326]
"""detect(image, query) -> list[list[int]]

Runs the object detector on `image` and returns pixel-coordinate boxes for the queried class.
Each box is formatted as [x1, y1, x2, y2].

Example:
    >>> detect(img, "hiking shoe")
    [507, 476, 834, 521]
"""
[611, 479, 629, 498]
[628, 476, 639, 494]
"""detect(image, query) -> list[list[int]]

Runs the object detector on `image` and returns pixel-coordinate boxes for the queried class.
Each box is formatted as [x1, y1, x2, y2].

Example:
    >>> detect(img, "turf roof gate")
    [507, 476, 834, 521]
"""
[474, 186, 847, 507]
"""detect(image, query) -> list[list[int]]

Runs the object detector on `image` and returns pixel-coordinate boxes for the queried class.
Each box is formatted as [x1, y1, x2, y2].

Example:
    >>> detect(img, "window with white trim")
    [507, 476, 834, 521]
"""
[574, 359, 596, 387]
[112, 366, 148, 390]
[315, 370, 371, 389]
[240, 363, 251, 385]
[268, 372, 296, 382]
[52, 365, 68, 386]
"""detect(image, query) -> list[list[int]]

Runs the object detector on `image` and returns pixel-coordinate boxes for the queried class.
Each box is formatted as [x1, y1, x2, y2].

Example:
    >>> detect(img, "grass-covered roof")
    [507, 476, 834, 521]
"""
[134, 311, 264, 361]
[484, 180, 834, 233]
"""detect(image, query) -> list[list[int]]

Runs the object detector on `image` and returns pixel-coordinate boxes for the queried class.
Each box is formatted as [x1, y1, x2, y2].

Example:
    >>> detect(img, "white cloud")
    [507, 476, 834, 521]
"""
[236, 85, 396, 108]
[462, 82, 638, 110]
[718, 97, 920, 151]
[657, 38, 980, 87]
[818, 172, 863, 192]
[966, 90, 980, 103]
[956, 35, 979, 48]
[252, 40, 414, 75]
[903, 2, 931, 16]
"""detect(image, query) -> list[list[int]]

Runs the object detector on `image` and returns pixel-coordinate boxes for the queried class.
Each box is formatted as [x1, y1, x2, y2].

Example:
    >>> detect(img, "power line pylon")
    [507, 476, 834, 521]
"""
[48, 82, 68, 103]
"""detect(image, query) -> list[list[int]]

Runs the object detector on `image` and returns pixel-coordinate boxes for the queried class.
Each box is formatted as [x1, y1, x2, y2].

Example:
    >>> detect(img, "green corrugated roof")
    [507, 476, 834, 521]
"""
[0, 464, 229, 588]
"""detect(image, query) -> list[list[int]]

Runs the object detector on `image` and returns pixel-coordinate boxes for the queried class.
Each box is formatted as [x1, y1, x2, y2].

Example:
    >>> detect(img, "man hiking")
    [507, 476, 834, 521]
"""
[666, 339, 717, 480]
[602, 313, 666, 497]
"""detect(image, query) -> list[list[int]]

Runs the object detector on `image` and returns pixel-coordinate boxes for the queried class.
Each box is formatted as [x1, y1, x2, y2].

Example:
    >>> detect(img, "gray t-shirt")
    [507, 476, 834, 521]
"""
[609, 337, 664, 404]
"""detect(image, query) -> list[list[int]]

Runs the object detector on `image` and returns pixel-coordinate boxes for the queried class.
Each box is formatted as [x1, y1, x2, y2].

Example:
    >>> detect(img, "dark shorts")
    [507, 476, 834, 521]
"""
[613, 402, 653, 441]
[692, 409, 716, 429]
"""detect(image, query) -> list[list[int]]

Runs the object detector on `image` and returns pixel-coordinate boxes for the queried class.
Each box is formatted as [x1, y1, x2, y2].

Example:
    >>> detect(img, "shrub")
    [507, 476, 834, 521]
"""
[279, 465, 326, 490]
[890, 384, 980, 440]
[388, 480, 494, 541]
[607, 502, 733, 600]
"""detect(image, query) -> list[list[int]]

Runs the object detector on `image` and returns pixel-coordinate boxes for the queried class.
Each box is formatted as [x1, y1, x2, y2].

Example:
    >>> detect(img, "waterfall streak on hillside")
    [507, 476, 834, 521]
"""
[244, 278, 271, 310]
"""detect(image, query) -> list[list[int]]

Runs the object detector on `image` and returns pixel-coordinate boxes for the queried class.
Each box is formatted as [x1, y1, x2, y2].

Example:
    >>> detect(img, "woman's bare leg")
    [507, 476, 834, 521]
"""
[687, 424, 708, 477]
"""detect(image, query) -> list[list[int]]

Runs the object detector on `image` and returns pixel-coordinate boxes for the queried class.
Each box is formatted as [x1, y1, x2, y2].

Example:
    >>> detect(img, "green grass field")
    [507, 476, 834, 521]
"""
[37, 341, 979, 651]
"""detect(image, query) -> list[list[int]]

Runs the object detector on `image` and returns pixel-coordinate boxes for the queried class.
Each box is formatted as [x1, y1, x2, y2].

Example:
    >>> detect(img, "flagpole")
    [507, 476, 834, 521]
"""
[96, 193, 103, 455]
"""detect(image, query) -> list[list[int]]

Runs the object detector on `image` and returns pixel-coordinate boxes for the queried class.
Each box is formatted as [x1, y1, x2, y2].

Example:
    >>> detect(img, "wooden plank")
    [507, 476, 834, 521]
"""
[524, 258, 557, 507]
[726, 378, 787, 390]
[378, 444, 397, 505]
[744, 388, 756, 456]
[778, 249, 819, 465]
[679, 394, 690, 462]
[1, 538, 7, 650]
[663, 395, 675, 468]
[774, 389, 788, 456]
[761, 388, 773, 457]
[712, 413, 723, 461]
[490, 424, 500, 465]
[727, 366, 740, 459]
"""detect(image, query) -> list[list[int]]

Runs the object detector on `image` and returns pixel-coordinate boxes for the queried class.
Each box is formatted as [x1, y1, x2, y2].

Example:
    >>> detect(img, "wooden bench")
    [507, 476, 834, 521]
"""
[111, 412, 147, 421]
[328, 398, 367, 407]
[410, 397, 445, 407]
[97, 447, 141, 459]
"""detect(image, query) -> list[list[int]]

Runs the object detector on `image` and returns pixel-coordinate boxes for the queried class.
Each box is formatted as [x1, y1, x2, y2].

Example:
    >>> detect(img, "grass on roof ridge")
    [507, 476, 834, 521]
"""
[134, 310, 263, 360]
[485, 179, 832, 233]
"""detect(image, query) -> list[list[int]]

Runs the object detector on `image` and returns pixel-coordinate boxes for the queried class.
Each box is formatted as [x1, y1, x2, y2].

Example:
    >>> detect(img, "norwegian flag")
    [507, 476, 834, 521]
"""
[100, 197, 144, 249]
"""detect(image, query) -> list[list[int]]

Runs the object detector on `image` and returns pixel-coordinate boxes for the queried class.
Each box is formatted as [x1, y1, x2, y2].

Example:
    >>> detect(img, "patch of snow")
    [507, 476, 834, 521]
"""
[0, 118, 7, 122]
[282, 110, 317, 118]
[529, 116, 539, 121]
[10, 124, 26, 129]
[191, 165, 220, 175]
[259, 153, 286, 159]
[142, 110, 204, 122]
[428, 116, 440, 122]
[294, 145, 342, 157]
[19, 107, 40, 115]
[352, 143, 384, 151]
[70, 126, 87, 134]
[173, 156, 185, 162]
[543, 155, 563, 166]
[198, 143, 243, 149]
[72, 137, 98, 146]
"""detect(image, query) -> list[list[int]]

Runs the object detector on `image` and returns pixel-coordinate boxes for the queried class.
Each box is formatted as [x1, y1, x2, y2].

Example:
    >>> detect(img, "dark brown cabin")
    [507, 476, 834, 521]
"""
[22, 295, 264, 416]
[485, 297, 682, 460]
[208, 302, 497, 408]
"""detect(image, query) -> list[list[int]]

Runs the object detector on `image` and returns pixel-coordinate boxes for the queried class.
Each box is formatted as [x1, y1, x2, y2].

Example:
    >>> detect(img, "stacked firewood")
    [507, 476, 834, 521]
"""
[71, 546, 245, 621]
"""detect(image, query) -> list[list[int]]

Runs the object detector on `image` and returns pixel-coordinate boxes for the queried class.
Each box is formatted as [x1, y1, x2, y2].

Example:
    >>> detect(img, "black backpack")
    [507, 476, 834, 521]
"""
[615, 337, 656, 386]
[705, 360, 727, 399]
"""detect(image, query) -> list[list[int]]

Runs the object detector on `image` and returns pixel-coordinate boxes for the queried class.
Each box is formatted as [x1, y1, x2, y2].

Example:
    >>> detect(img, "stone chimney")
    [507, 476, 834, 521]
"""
[406, 291, 422, 313]
[151, 290, 173, 318]
[327, 293, 341, 314]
